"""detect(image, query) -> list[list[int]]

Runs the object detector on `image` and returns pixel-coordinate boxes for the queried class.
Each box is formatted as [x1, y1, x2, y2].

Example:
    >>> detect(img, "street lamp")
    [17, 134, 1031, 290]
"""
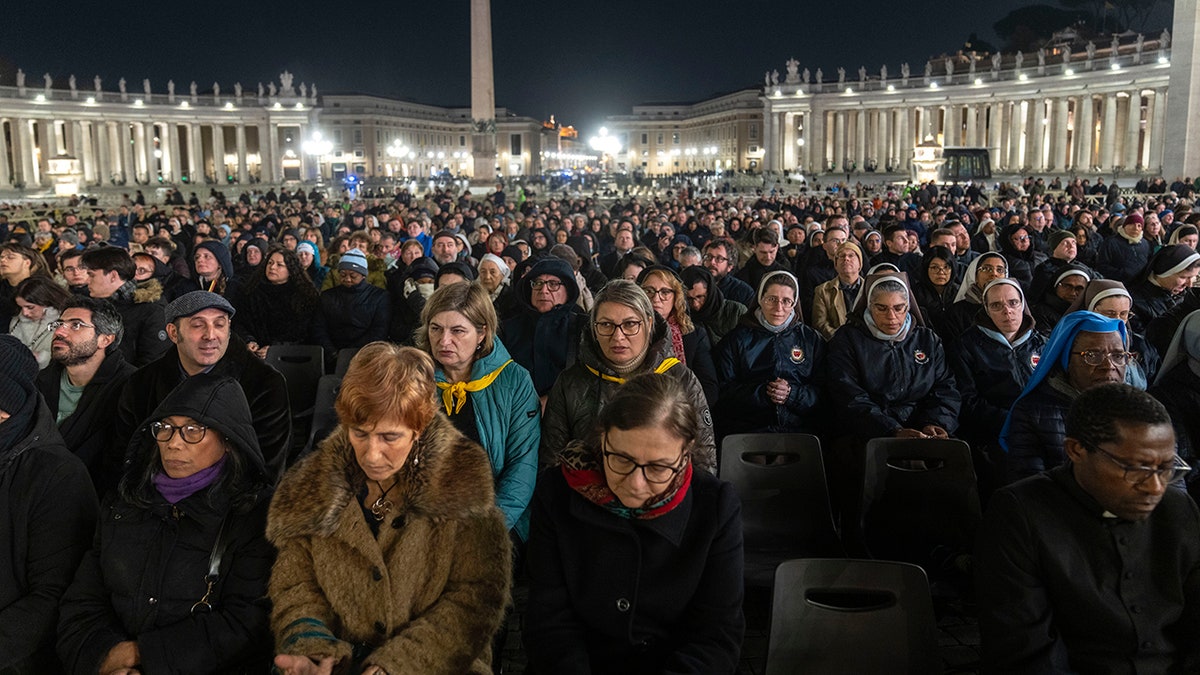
[302, 131, 333, 182]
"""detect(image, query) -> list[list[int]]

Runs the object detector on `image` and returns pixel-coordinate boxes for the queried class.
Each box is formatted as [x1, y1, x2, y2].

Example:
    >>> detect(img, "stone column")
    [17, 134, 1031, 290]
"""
[95, 122, 110, 186]
[298, 123, 311, 181]
[470, 0, 497, 182]
[212, 124, 226, 182]
[267, 123, 280, 184]
[1124, 91, 1143, 170]
[1007, 102, 1023, 172]
[963, 105, 976, 147]
[854, 109, 867, 168]
[235, 125, 249, 183]
[121, 122, 136, 185]
[898, 108, 911, 171]
[1051, 98, 1069, 171]
[807, 107, 824, 173]
[184, 124, 198, 182]
[167, 123, 182, 182]
[875, 110, 887, 167]
[1164, 0, 1200, 178]
[1099, 94, 1119, 171]
[18, 120, 36, 186]
[1148, 88, 1168, 172]
[766, 111, 780, 172]
[1076, 96, 1095, 170]
[1027, 99, 1043, 172]
[0, 121, 10, 187]
[832, 111, 845, 172]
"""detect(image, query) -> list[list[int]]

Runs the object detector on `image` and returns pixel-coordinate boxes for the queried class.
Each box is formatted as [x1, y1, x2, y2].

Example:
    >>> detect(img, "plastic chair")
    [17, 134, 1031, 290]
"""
[848, 438, 982, 573]
[766, 558, 940, 675]
[720, 433, 843, 588]
[334, 347, 360, 377]
[297, 374, 341, 461]
[265, 345, 325, 418]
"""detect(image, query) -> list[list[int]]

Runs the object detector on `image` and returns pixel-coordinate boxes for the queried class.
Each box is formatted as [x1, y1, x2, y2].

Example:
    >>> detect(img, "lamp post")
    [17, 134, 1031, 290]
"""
[588, 126, 621, 173]
[386, 140, 410, 178]
[301, 132, 333, 183]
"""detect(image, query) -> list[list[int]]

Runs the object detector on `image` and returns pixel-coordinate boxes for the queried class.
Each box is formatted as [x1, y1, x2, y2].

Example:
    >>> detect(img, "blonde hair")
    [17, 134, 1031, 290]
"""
[415, 282, 498, 357]
[641, 268, 693, 334]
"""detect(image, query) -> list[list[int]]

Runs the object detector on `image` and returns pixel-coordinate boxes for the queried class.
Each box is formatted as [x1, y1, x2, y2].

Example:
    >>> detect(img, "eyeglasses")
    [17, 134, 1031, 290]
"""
[61, 265, 83, 274]
[986, 298, 1023, 312]
[135, 267, 155, 275]
[761, 296, 796, 308]
[643, 287, 675, 300]
[594, 319, 643, 337]
[702, 253, 729, 264]
[978, 264, 1008, 275]
[603, 437, 686, 484]
[1073, 349, 1134, 367]
[1011, 235, 1030, 242]
[1085, 442, 1191, 486]
[47, 319, 96, 332]
[927, 264, 953, 273]
[531, 279, 564, 292]
[151, 421, 209, 444]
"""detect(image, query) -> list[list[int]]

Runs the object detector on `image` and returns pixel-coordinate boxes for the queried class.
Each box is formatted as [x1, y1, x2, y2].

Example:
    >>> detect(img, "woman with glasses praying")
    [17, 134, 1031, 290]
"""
[714, 270, 826, 437]
[1000, 310, 1131, 485]
[524, 373, 744, 675]
[637, 266, 718, 404]
[540, 280, 716, 472]
[58, 374, 274, 674]
[910, 245, 960, 340]
[997, 223, 1045, 292]
[827, 271, 961, 444]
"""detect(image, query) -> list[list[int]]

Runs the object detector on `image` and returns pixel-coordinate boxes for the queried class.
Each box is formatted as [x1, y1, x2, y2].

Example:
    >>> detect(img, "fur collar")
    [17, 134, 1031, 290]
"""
[266, 413, 497, 543]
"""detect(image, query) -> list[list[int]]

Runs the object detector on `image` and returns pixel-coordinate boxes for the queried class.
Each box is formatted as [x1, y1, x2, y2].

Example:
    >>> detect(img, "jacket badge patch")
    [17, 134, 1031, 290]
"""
[914, 350, 928, 364]
[790, 346, 805, 363]
[1031, 354, 1040, 368]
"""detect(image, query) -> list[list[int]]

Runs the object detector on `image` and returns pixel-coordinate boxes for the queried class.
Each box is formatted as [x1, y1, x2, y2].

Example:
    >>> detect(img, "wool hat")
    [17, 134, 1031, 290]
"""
[195, 240, 234, 279]
[436, 261, 477, 283]
[406, 257, 439, 282]
[1047, 229, 1075, 253]
[0, 334, 37, 416]
[338, 248, 369, 276]
[164, 291, 236, 324]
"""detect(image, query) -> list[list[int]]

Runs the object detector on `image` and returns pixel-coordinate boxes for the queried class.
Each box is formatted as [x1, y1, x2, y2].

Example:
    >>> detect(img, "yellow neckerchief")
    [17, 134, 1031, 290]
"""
[436, 359, 514, 415]
[586, 357, 680, 385]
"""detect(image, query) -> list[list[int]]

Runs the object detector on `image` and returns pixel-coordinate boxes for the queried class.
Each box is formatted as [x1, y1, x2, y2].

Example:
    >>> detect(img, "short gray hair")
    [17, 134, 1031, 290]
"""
[868, 279, 909, 305]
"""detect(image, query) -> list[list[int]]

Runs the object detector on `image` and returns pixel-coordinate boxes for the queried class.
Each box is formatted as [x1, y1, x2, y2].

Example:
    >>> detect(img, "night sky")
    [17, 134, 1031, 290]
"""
[1, 1, 1173, 135]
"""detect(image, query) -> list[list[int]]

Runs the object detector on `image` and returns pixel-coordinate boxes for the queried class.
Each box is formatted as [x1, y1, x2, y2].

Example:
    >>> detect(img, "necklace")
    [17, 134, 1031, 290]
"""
[369, 479, 400, 521]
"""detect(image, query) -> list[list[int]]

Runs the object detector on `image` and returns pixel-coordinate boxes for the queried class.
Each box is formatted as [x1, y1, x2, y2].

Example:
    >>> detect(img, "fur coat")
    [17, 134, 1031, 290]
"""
[266, 413, 511, 675]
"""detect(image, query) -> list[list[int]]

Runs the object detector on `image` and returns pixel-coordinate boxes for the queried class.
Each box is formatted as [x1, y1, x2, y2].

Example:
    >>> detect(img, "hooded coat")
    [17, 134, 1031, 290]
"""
[266, 414, 511, 675]
[0, 392, 98, 675]
[539, 314, 717, 473]
[681, 266, 746, 347]
[57, 375, 274, 675]
[105, 279, 171, 367]
[499, 258, 588, 397]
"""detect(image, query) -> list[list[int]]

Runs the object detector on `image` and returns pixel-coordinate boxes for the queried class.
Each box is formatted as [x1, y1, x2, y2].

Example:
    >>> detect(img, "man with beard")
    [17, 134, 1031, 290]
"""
[34, 296, 135, 489]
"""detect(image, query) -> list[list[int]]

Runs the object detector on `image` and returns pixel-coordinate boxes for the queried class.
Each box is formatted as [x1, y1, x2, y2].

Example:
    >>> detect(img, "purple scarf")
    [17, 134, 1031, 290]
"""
[153, 454, 227, 504]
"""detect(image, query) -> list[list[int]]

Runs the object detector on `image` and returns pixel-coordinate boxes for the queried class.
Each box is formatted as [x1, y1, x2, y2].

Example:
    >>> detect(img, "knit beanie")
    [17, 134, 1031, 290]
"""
[0, 335, 37, 416]
[1047, 229, 1075, 254]
[338, 248, 369, 276]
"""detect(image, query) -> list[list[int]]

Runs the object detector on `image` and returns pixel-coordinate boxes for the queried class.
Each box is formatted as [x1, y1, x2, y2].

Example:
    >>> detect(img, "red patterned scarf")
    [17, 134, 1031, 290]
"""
[558, 441, 692, 520]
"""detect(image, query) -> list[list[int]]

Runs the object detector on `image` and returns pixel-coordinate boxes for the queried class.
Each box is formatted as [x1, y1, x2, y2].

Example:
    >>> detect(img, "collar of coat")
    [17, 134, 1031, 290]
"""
[265, 413, 498, 543]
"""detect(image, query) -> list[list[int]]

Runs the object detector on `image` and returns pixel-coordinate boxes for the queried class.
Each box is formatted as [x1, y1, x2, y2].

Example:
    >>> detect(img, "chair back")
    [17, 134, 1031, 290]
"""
[265, 345, 325, 417]
[766, 558, 940, 675]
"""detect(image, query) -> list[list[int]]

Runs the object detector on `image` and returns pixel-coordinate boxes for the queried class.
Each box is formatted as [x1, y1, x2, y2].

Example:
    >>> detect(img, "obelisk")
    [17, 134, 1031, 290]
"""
[1164, 0, 1200, 178]
[471, 0, 497, 183]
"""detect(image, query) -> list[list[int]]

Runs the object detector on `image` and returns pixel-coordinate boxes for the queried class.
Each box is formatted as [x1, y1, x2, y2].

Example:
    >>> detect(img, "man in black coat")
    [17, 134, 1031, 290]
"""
[81, 246, 171, 367]
[703, 238, 756, 308]
[111, 292, 291, 491]
[0, 335, 98, 674]
[499, 257, 587, 398]
[35, 297, 136, 490]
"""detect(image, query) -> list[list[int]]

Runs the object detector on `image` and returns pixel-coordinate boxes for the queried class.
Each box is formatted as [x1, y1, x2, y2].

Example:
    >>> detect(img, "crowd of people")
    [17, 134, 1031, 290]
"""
[0, 177, 1198, 673]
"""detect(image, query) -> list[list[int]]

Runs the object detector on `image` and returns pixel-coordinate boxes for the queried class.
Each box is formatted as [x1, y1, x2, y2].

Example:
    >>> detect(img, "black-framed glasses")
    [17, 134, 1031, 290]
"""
[47, 319, 95, 332]
[151, 421, 208, 444]
[702, 253, 729, 264]
[603, 437, 686, 484]
[531, 279, 564, 292]
[642, 287, 675, 300]
[1073, 349, 1134, 367]
[986, 298, 1023, 313]
[594, 319, 643, 337]
[762, 296, 796, 309]
[978, 264, 1008, 275]
[1085, 442, 1191, 486]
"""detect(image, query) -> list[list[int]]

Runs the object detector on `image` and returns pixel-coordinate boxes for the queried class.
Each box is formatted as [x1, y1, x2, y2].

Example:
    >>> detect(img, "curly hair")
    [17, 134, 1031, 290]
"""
[1065, 382, 1173, 450]
[243, 245, 319, 310]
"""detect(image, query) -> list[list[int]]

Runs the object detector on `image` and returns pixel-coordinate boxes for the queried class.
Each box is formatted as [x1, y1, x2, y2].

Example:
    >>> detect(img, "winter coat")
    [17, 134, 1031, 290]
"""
[266, 415, 511, 675]
[524, 468, 744, 675]
[57, 375, 275, 675]
[499, 258, 588, 397]
[312, 279, 391, 356]
[8, 307, 60, 369]
[716, 274, 756, 309]
[1147, 364, 1200, 501]
[681, 327, 719, 405]
[35, 350, 136, 490]
[810, 277, 855, 342]
[0, 399, 98, 675]
[714, 313, 826, 436]
[113, 335, 291, 491]
[826, 319, 962, 439]
[1096, 235, 1152, 283]
[107, 280, 171, 367]
[230, 278, 319, 347]
[950, 325, 1046, 450]
[435, 337, 540, 541]
[540, 315, 717, 473]
[1001, 380, 1073, 485]
[1129, 277, 1182, 335]
[682, 265, 746, 347]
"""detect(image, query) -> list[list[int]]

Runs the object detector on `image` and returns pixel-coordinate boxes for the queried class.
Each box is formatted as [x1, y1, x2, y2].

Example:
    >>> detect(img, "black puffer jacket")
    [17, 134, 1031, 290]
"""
[826, 319, 961, 439]
[312, 279, 391, 355]
[1001, 379, 1073, 485]
[714, 313, 826, 436]
[106, 280, 171, 367]
[499, 258, 588, 397]
[58, 375, 274, 675]
[540, 314, 716, 473]
[1129, 277, 1181, 335]
[1096, 235, 1151, 283]
[950, 324, 1046, 450]
[0, 396, 98, 675]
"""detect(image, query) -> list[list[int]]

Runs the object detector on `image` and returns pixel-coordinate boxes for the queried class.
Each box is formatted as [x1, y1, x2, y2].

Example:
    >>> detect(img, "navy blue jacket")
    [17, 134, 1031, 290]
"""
[1096, 236, 1151, 283]
[950, 326, 1046, 450]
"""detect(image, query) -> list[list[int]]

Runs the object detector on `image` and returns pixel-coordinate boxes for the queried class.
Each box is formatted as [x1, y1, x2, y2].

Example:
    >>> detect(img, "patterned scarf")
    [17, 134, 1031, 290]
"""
[559, 441, 693, 520]
[666, 315, 688, 366]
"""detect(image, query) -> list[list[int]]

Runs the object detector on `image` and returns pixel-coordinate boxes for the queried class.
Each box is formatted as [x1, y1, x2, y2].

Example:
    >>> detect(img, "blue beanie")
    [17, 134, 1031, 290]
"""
[338, 248, 369, 276]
